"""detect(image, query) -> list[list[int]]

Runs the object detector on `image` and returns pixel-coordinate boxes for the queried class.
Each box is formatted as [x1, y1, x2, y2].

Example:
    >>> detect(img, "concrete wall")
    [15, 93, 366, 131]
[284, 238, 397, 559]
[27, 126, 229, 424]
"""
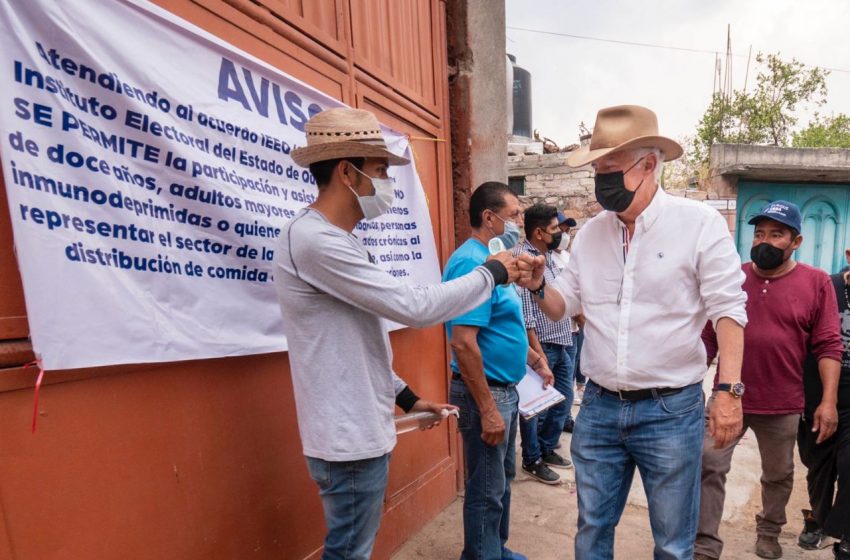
[447, 0, 508, 243]
[704, 143, 850, 234]
[706, 142, 850, 198]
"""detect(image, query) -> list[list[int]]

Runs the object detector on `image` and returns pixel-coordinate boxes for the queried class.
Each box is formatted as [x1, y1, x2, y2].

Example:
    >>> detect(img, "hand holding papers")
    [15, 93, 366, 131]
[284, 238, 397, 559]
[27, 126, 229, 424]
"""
[517, 365, 566, 420]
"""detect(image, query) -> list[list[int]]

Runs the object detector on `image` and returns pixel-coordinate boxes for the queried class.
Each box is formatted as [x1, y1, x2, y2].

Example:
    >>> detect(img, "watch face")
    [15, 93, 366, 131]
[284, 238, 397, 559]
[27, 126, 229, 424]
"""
[731, 382, 745, 397]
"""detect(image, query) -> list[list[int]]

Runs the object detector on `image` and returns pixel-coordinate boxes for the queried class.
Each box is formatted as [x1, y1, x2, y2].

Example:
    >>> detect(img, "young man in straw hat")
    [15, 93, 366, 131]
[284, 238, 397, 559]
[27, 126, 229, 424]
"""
[531, 105, 748, 559]
[273, 107, 542, 560]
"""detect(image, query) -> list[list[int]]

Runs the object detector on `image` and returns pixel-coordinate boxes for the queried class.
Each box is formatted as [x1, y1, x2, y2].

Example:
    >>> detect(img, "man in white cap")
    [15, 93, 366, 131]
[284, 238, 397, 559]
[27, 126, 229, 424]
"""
[531, 105, 748, 559]
[273, 107, 542, 560]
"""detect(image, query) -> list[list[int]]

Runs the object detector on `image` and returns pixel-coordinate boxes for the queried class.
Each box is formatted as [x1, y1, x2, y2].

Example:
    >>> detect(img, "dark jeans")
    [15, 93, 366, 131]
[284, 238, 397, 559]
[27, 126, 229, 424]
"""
[798, 406, 850, 539]
[450, 378, 520, 560]
[574, 329, 585, 385]
[519, 341, 575, 465]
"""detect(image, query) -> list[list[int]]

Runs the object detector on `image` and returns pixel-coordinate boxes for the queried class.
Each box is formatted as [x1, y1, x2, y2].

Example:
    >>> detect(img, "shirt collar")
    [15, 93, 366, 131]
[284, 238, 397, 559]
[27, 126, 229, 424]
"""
[636, 187, 667, 231]
[521, 239, 541, 255]
[610, 186, 667, 233]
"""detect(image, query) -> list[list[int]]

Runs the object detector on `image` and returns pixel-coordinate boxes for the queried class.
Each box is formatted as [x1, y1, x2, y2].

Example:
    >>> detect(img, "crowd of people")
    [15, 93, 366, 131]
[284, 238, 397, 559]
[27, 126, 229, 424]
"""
[273, 104, 850, 560]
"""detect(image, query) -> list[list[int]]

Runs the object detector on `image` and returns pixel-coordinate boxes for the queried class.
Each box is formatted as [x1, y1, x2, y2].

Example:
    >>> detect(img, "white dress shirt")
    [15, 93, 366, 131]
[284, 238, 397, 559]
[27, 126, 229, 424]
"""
[551, 250, 579, 333]
[552, 188, 748, 390]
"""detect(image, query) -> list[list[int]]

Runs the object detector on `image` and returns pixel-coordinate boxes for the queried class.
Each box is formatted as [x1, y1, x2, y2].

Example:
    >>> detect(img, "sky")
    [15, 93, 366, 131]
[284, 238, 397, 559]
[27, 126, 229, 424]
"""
[505, 0, 850, 149]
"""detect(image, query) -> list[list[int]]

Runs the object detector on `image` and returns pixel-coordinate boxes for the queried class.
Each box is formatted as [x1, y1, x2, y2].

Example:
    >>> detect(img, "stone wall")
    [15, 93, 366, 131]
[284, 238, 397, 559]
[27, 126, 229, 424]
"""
[508, 152, 599, 222]
[508, 152, 714, 226]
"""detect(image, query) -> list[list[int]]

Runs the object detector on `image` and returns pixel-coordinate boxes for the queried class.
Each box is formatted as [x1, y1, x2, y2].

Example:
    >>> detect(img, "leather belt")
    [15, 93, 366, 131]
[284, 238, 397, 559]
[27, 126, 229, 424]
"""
[452, 372, 511, 388]
[598, 385, 684, 401]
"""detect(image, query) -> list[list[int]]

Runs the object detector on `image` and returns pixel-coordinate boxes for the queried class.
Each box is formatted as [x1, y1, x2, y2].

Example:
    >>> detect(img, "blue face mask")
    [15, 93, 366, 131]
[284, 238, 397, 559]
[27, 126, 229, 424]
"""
[492, 213, 521, 249]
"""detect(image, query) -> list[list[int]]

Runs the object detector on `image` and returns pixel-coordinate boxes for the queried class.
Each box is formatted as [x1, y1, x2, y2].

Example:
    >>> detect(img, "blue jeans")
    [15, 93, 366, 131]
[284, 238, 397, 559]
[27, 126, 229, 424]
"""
[305, 453, 390, 560]
[520, 342, 574, 465]
[571, 381, 705, 560]
[573, 329, 585, 385]
[450, 378, 520, 560]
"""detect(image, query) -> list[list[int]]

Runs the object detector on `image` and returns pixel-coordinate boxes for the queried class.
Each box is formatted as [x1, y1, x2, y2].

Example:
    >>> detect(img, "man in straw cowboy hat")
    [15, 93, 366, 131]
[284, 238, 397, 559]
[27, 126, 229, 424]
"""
[273, 107, 543, 560]
[530, 105, 748, 559]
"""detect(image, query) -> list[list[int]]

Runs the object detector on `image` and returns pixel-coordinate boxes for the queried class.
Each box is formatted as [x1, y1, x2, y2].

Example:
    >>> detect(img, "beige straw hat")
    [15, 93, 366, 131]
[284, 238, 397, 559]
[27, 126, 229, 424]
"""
[291, 107, 409, 167]
[566, 105, 683, 168]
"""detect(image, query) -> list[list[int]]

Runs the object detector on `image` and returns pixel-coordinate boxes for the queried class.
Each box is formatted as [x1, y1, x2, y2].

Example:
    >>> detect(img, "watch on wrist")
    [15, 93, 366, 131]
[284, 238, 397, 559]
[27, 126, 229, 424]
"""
[529, 276, 546, 299]
[716, 381, 745, 398]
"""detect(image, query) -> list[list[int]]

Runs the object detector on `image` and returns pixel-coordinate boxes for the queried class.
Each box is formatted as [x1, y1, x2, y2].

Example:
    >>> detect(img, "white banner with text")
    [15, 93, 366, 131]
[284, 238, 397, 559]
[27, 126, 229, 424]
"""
[0, 0, 441, 370]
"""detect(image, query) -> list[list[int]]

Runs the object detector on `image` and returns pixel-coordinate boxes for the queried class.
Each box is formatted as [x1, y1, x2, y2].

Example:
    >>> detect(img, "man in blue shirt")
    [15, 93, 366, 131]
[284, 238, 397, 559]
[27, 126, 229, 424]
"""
[444, 182, 553, 560]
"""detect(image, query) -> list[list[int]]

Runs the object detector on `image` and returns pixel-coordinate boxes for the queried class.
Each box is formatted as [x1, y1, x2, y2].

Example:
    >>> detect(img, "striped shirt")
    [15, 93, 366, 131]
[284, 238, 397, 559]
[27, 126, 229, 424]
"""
[513, 240, 573, 346]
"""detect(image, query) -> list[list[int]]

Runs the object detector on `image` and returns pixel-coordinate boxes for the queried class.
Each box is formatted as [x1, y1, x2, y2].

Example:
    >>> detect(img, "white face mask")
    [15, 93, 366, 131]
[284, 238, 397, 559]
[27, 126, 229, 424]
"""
[557, 232, 571, 251]
[350, 166, 395, 220]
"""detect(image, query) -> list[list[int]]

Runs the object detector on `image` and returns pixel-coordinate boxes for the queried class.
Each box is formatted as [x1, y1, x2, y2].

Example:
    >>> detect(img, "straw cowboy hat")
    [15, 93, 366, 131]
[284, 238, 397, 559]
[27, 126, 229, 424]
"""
[291, 107, 409, 167]
[566, 105, 683, 168]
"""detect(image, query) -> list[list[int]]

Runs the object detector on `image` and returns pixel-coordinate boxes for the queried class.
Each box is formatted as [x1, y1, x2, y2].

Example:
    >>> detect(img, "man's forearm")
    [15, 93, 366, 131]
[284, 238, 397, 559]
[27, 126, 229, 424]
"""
[454, 345, 497, 414]
[817, 357, 841, 405]
[715, 317, 744, 383]
[535, 285, 566, 322]
[527, 329, 545, 364]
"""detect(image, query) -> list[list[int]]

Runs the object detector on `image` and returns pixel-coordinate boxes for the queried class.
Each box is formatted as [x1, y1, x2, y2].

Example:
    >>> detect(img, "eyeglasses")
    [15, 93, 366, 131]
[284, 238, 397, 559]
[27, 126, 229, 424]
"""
[491, 212, 519, 225]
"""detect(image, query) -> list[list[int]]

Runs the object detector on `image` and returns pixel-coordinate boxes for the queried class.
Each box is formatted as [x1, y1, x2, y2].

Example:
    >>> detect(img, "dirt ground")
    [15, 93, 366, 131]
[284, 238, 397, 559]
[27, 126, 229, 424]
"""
[392, 380, 837, 560]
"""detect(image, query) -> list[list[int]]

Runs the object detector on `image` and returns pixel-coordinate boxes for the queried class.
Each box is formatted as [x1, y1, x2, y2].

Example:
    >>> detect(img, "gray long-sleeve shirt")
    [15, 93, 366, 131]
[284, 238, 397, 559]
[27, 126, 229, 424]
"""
[274, 208, 496, 461]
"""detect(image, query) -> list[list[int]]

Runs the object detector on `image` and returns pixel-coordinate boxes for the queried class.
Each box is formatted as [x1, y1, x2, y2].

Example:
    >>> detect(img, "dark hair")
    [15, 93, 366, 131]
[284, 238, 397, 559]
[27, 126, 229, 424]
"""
[469, 182, 515, 228]
[523, 203, 559, 238]
[308, 157, 365, 188]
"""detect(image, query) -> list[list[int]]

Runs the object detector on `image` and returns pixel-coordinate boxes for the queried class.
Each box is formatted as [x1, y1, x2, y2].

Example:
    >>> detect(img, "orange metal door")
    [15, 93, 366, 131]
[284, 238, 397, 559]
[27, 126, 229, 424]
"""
[0, 1, 456, 558]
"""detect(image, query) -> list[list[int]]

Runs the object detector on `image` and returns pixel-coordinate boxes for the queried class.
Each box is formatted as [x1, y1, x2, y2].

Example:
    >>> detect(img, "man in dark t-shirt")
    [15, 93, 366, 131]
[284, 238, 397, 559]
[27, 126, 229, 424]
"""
[797, 248, 850, 559]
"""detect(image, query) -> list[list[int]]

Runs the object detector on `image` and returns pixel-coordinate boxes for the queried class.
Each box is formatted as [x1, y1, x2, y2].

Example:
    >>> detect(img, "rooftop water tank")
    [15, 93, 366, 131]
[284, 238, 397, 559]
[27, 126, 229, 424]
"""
[509, 54, 532, 139]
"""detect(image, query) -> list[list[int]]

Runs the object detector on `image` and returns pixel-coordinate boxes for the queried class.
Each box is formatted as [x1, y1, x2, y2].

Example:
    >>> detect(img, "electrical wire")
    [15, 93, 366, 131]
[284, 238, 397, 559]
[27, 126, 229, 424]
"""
[506, 25, 850, 75]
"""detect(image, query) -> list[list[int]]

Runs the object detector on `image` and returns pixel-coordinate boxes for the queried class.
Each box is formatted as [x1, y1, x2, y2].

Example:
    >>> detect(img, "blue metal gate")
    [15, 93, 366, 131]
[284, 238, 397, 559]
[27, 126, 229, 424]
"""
[736, 181, 850, 273]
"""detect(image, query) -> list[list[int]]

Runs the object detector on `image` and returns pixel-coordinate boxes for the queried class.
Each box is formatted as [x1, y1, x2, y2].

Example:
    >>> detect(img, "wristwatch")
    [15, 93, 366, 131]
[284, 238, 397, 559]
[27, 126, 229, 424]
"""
[529, 276, 546, 299]
[716, 381, 745, 398]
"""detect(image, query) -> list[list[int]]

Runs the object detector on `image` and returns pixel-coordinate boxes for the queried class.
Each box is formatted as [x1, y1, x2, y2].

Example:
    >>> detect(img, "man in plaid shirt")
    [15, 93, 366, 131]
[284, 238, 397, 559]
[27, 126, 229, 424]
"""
[513, 203, 576, 484]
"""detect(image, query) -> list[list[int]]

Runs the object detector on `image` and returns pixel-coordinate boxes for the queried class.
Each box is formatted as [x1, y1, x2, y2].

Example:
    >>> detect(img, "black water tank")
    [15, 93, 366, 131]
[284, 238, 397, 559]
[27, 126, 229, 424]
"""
[510, 54, 532, 138]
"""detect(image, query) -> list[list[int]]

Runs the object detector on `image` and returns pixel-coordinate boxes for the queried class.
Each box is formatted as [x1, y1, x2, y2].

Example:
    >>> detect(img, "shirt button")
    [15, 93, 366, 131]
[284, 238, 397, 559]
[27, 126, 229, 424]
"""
[762, 289, 767, 293]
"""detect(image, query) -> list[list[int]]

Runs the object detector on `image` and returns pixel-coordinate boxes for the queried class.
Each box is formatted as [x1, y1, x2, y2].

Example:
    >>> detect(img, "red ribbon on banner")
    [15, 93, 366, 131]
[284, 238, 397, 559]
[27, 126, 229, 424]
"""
[24, 358, 45, 434]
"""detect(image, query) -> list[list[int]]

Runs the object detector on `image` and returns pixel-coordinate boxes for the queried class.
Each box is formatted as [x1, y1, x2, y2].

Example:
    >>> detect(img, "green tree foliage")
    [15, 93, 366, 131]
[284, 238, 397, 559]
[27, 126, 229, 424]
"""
[792, 113, 850, 148]
[690, 53, 829, 164]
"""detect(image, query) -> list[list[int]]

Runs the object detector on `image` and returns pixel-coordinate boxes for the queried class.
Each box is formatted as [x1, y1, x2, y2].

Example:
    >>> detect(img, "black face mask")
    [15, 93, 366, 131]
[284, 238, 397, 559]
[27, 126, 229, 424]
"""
[545, 231, 563, 251]
[594, 156, 647, 213]
[750, 242, 789, 270]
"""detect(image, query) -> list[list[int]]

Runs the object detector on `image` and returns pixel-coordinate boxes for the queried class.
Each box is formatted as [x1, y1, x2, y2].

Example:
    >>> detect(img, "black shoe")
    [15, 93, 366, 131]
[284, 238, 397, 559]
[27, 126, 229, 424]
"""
[562, 420, 575, 433]
[522, 459, 560, 485]
[541, 450, 573, 469]
[835, 538, 850, 560]
[799, 509, 823, 550]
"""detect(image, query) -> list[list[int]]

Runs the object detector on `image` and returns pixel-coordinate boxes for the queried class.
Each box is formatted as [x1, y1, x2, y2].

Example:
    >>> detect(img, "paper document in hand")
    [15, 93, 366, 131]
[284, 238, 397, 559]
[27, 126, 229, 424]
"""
[517, 366, 566, 419]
